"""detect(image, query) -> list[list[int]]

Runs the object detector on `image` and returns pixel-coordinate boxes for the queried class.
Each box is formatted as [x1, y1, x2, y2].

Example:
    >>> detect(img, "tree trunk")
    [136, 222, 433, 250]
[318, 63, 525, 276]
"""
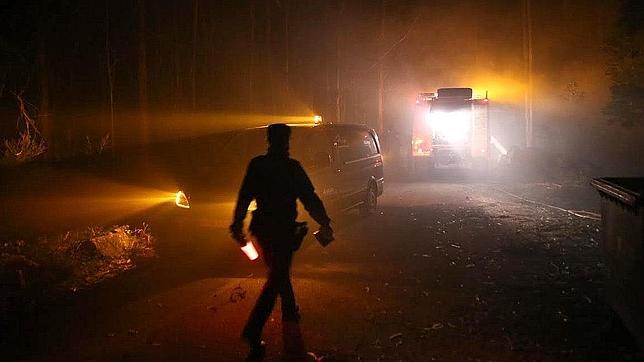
[172, 2, 181, 109]
[377, 0, 385, 136]
[191, 0, 199, 112]
[265, 0, 273, 113]
[38, 43, 50, 147]
[336, 32, 341, 123]
[284, 0, 289, 98]
[137, 0, 149, 144]
[523, 0, 533, 147]
[105, 0, 115, 147]
[249, 0, 255, 112]
[335, 0, 343, 123]
[37, 1, 52, 154]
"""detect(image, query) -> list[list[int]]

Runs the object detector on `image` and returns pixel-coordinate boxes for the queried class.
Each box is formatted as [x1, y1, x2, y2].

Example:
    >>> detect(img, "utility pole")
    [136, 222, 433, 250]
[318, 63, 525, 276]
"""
[523, 0, 534, 148]
[377, 0, 385, 136]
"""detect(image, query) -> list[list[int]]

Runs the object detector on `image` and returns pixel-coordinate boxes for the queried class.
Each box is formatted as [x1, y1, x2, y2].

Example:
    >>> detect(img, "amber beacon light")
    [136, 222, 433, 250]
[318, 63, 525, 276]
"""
[175, 191, 190, 209]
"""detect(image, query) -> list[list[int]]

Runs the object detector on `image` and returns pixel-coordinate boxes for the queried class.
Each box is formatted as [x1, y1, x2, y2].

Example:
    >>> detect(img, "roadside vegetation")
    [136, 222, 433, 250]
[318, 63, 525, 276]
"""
[2, 94, 47, 166]
[0, 224, 155, 316]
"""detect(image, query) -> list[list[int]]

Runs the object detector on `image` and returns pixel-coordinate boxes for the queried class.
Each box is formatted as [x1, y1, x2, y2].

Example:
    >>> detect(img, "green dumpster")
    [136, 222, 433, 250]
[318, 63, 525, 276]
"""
[591, 177, 644, 349]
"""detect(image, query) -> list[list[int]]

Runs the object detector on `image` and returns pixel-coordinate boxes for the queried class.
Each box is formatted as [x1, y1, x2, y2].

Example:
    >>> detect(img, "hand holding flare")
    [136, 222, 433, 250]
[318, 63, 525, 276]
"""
[240, 240, 259, 261]
[229, 225, 259, 261]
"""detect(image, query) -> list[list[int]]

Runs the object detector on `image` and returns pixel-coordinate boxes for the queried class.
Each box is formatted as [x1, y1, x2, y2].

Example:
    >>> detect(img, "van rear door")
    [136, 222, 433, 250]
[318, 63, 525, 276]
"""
[334, 126, 380, 209]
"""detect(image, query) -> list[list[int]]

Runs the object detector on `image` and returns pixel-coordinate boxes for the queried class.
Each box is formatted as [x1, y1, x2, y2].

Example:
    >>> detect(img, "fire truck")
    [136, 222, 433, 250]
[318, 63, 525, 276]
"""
[411, 87, 489, 171]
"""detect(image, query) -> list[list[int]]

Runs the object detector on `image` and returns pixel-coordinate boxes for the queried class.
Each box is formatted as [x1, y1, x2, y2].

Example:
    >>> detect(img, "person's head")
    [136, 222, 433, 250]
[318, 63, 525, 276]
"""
[267, 123, 291, 153]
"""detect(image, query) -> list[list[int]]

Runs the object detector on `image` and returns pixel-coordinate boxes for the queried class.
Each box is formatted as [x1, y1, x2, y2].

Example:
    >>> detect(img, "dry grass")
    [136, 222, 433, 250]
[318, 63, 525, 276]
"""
[83, 133, 112, 156]
[3, 131, 47, 163]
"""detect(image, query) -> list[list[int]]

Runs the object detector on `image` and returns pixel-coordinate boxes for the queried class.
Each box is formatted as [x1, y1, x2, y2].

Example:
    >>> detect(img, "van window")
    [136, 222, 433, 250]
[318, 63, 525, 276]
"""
[364, 132, 379, 155]
[291, 128, 330, 168]
[337, 128, 378, 163]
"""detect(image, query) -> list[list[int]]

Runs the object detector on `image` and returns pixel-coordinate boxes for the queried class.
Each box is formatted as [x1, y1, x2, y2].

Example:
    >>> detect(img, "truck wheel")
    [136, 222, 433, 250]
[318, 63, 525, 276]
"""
[427, 157, 436, 176]
[359, 183, 378, 216]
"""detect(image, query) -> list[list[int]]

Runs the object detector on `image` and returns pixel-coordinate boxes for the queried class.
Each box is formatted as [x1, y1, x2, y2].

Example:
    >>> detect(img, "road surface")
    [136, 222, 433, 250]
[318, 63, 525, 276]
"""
[5, 176, 640, 361]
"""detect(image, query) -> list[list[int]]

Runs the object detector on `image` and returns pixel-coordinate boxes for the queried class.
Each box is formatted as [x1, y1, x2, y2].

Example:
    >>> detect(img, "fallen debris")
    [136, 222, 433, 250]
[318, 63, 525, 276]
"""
[307, 351, 328, 361]
[229, 285, 247, 303]
[425, 323, 444, 331]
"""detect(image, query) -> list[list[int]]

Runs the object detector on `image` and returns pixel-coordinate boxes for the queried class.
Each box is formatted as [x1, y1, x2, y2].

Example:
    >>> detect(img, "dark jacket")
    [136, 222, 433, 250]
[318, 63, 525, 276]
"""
[231, 150, 331, 242]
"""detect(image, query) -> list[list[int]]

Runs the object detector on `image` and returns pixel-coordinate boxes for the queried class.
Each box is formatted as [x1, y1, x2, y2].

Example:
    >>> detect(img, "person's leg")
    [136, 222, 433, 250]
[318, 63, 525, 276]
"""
[275, 251, 298, 319]
[242, 251, 280, 343]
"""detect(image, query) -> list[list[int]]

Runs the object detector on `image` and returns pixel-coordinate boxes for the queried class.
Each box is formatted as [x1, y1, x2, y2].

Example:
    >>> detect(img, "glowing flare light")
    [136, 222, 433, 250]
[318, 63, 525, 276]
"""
[175, 191, 190, 209]
[241, 241, 259, 261]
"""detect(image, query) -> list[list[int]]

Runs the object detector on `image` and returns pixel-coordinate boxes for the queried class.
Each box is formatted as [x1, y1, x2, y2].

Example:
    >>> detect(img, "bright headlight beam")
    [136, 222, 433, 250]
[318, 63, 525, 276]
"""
[427, 111, 471, 144]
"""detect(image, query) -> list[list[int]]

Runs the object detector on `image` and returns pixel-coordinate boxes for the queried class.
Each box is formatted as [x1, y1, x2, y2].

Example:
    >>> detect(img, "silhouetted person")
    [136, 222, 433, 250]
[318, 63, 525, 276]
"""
[230, 123, 334, 360]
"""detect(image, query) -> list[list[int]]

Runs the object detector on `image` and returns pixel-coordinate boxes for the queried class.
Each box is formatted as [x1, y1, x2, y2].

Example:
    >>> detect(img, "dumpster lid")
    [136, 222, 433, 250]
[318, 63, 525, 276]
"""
[591, 177, 644, 207]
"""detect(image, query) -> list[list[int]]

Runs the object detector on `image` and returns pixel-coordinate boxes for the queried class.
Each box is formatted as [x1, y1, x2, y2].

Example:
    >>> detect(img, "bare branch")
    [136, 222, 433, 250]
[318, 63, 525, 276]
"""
[2, 93, 47, 164]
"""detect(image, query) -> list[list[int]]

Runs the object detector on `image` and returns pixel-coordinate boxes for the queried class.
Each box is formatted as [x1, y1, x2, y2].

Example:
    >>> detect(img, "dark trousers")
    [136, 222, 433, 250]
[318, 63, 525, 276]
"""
[242, 247, 297, 341]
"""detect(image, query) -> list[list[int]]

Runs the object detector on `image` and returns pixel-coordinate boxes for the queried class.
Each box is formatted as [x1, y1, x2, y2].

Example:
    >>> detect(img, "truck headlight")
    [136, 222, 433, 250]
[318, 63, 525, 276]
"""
[428, 111, 470, 143]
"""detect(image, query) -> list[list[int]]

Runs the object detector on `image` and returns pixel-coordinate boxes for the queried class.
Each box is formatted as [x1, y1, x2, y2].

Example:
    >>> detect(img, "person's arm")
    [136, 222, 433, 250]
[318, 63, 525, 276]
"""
[294, 161, 331, 227]
[230, 160, 257, 244]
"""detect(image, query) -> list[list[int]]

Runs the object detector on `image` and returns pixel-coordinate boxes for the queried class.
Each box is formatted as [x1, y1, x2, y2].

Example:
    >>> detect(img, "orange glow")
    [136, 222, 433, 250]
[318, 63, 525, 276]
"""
[175, 191, 190, 209]
[456, 72, 527, 104]
[241, 241, 259, 261]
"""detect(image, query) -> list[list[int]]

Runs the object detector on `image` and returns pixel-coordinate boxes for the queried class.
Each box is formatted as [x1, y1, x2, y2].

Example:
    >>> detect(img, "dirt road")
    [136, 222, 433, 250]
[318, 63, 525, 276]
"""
[5, 178, 640, 361]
